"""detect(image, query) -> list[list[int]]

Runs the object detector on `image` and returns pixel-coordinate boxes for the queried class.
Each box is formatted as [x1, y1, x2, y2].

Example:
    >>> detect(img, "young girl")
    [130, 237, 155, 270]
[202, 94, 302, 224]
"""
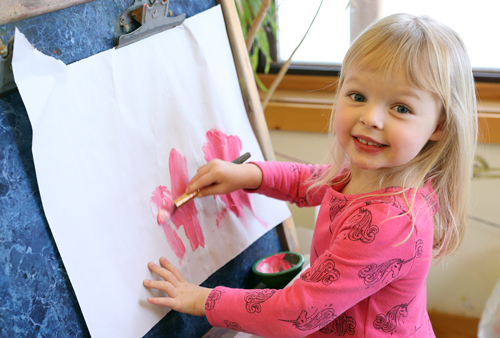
[143, 13, 477, 337]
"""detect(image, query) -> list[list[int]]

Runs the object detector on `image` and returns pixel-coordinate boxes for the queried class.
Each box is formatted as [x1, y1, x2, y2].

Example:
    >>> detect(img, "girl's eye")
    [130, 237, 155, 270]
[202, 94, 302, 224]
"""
[395, 105, 410, 114]
[350, 93, 365, 102]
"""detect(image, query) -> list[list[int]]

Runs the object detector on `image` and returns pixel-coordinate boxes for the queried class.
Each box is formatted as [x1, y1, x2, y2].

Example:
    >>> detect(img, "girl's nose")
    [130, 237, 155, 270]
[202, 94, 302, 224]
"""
[359, 105, 384, 129]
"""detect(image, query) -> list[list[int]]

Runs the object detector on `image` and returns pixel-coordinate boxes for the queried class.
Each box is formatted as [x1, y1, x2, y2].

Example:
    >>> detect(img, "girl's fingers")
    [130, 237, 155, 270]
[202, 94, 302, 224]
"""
[144, 257, 212, 315]
[197, 184, 225, 198]
[186, 160, 231, 194]
[159, 257, 186, 283]
[186, 168, 217, 194]
[147, 296, 177, 309]
[147, 261, 180, 287]
[188, 176, 217, 195]
[143, 279, 177, 297]
[190, 164, 211, 182]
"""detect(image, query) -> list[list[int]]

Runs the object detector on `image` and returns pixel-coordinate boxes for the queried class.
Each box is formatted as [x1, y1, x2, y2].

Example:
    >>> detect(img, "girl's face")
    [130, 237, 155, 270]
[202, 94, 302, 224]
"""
[334, 66, 443, 173]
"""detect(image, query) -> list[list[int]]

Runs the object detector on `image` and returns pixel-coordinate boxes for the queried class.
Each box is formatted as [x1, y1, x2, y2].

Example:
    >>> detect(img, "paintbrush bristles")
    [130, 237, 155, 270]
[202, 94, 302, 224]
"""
[174, 191, 199, 208]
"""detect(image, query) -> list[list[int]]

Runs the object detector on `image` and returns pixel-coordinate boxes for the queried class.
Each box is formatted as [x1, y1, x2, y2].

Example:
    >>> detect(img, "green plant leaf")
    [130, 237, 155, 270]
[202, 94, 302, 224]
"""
[249, 0, 261, 16]
[268, 16, 278, 36]
[242, 2, 253, 30]
[255, 73, 268, 92]
[256, 29, 269, 54]
[264, 55, 272, 73]
[237, 0, 278, 91]
[249, 48, 259, 73]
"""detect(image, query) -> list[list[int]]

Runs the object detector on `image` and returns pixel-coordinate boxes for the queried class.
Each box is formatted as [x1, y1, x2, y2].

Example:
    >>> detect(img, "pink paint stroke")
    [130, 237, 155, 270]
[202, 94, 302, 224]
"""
[150, 186, 185, 264]
[202, 127, 267, 229]
[168, 148, 205, 251]
[150, 149, 205, 265]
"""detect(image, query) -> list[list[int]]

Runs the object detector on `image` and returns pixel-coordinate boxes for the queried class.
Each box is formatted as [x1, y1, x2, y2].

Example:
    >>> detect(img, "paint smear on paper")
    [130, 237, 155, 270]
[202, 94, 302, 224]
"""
[150, 186, 185, 264]
[257, 253, 294, 273]
[150, 148, 205, 264]
[168, 148, 205, 251]
[202, 127, 267, 228]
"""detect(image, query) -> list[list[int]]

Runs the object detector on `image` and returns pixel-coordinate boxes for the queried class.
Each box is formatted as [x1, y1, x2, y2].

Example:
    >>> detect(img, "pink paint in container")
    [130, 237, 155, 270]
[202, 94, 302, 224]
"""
[252, 252, 304, 288]
[257, 253, 293, 273]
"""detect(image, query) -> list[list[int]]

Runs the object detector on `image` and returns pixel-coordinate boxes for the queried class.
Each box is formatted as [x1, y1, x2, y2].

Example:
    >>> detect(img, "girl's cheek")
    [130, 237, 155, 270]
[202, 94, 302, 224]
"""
[334, 111, 349, 135]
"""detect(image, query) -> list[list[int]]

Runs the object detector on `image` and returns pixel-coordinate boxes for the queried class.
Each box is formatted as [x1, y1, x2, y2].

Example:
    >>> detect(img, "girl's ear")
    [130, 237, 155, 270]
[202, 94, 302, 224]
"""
[429, 117, 445, 141]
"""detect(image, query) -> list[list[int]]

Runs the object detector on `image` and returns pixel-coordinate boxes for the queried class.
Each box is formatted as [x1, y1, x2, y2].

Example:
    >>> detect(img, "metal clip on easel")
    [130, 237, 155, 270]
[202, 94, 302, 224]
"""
[0, 0, 185, 95]
[0, 36, 15, 96]
[117, 0, 186, 49]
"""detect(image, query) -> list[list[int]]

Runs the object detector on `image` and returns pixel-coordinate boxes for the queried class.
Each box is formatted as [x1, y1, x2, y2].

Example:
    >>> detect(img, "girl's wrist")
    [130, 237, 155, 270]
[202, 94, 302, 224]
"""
[198, 287, 213, 316]
[243, 163, 263, 190]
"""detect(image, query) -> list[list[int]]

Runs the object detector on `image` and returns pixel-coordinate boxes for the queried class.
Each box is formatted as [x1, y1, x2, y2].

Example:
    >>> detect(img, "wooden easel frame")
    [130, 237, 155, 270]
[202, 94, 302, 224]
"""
[0, 0, 95, 25]
[217, 0, 299, 253]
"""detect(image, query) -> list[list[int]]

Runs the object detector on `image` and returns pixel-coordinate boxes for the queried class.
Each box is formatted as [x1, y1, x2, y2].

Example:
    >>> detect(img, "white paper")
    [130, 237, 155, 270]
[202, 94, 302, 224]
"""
[13, 6, 290, 338]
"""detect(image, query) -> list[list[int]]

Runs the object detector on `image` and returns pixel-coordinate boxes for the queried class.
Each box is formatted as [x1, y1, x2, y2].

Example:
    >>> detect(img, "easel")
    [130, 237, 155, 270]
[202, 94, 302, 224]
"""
[216, 0, 299, 252]
[0, 0, 298, 253]
[0, 1, 299, 337]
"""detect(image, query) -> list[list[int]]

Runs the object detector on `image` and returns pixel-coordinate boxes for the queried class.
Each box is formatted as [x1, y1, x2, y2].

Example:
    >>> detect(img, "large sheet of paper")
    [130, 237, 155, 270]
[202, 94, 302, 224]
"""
[12, 6, 290, 338]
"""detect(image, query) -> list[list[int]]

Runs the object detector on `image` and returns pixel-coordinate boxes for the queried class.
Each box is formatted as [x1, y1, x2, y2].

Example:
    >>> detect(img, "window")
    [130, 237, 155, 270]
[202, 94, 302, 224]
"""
[277, 0, 350, 66]
[277, 0, 500, 72]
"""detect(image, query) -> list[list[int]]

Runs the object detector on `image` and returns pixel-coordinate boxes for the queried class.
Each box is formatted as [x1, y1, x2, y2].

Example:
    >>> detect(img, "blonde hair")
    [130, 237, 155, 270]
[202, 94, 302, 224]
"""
[314, 14, 477, 258]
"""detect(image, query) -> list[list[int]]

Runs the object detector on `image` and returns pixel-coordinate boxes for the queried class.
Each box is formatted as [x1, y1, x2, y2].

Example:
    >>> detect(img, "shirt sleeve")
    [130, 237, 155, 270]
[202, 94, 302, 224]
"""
[245, 161, 331, 207]
[205, 202, 422, 338]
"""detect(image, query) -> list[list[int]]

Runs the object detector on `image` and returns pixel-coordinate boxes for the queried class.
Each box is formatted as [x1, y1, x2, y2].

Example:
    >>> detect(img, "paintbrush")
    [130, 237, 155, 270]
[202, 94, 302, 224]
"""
[157, 152, 251, 223]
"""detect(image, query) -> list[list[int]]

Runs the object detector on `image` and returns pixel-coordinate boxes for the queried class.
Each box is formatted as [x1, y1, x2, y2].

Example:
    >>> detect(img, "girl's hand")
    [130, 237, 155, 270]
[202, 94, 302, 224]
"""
[143, 257, 212, 316]
[186, 160, 263, 197]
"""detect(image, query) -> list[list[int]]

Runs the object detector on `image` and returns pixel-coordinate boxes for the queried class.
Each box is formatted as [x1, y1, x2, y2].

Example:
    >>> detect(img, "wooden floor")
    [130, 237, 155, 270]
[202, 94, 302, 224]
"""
[428, 311, 480, 338]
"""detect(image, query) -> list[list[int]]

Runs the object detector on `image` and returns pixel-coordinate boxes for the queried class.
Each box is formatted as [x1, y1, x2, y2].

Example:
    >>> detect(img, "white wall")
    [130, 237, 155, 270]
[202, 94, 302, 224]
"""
[269, 129, 500, 318]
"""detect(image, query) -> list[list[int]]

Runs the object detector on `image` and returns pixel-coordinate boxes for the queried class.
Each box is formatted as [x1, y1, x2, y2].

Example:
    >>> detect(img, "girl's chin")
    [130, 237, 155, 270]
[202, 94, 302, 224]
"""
[349, 160, 393, 172]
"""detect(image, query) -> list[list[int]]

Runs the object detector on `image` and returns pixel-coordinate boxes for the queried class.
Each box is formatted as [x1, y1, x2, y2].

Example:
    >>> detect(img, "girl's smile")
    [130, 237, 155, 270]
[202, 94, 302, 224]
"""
[352, 135, 387, 154]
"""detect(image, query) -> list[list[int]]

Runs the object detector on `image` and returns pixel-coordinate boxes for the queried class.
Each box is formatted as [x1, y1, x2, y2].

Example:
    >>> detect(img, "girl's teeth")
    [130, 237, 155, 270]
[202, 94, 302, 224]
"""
[357, 137, 384, 147]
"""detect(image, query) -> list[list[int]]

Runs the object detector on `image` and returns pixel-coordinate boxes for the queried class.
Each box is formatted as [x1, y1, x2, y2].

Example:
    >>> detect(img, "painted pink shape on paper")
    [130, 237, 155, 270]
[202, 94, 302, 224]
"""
[150, 186, 185, 263]
[202, 127, 267, 228]
[150, 149, 205, 264]
[169, 149, 205, 251]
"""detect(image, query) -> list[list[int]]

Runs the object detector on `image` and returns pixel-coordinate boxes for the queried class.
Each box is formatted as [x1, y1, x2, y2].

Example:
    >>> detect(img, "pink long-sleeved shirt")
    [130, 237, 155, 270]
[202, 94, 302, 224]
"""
[206, 162, 437, 337]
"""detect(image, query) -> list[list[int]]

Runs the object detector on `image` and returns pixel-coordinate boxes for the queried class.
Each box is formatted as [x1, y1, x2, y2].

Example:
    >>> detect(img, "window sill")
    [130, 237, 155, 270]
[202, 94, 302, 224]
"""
[258, 74, 500, 144]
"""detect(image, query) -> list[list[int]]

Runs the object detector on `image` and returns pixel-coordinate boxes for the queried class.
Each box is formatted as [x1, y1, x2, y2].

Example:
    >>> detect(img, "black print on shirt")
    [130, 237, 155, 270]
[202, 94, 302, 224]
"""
[301, 254, 340, 285]
[224, 320, 241, 331]
[329, 196, 348, 233]
[280, 307, 337, 331]
[392, 199, 403, 210]
[373, 297, 415, 335]
[244, 289, 276, 314]
[382, 187, 399, 193]
[319, 312, 356, 336]
[224, 320, 256, 335]
[310, 165, 326, 180]
[344, 208, 379, 243]
[358, 239, 424, 287]
[367, 198, 403, 211]
[420, 193, 438, 214]
[287, 163, 301, 173]
[205, 288, 222, 311]
[313, 246, 319, 261]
